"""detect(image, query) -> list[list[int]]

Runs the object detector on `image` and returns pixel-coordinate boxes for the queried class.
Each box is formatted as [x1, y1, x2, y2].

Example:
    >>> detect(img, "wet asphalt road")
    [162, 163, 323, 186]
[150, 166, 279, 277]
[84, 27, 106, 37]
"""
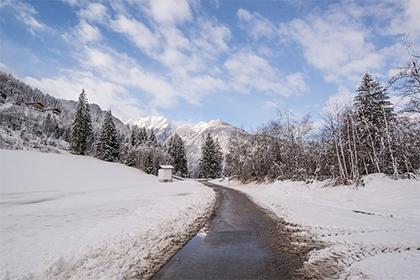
[152, 181, 306, 280]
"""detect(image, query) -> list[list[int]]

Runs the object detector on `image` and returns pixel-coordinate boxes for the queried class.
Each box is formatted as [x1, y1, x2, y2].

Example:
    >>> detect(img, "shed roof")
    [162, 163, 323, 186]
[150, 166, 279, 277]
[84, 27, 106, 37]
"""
[159, 165, 174, 169]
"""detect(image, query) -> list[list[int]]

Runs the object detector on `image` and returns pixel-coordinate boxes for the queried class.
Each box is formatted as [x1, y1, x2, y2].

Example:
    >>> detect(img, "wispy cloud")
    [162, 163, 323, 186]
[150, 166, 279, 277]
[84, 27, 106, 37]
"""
[279, 6, 384, 84]
[225, 51, 308, 96]
[237, 8, 276, 40]
[110, 15, 160, 53]
[140, 0, 193, 26]
[75, 20, 102, 44]
[1, 0, 45, 33]
[78, 2, 108, 23]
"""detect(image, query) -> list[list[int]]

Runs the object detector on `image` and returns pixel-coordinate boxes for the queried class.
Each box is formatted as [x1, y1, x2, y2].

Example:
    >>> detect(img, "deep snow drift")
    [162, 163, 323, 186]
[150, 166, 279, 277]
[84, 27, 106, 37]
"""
[215, 175, 420, 280]
[0, 149, 215, 279]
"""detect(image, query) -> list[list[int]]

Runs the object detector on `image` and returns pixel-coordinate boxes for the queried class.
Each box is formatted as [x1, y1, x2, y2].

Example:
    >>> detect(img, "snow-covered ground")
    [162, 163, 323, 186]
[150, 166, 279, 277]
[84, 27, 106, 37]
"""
[215, 175, 420, 280]
[0, 149, 215, 279]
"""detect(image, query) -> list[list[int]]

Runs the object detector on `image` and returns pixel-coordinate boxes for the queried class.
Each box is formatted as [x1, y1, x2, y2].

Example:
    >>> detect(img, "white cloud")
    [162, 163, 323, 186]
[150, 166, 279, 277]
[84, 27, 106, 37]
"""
[106, 4, 233, 107]
[174, 74, 228, 105]
[280, 10, 384, 83]
[78, 46, 179, 108]
[110, 15, 160, 53]
[388, 0, 420, 39]
[278, 0, 420, 85]
[22, 43, 181, 120]
[141, 0, 192, 25]
[75, 20, 102, 43]
[224, 51, 308, 96]
[322, 86, 354, 116]
[2, 0, 45, 32]
[264, 100, 277, 108]
[193, 19, 231, 56]
[237, 8, 276, 40]
[0, 62, 9, 72]
[24, 71, 144, 122]
[79, 2, 108, 23]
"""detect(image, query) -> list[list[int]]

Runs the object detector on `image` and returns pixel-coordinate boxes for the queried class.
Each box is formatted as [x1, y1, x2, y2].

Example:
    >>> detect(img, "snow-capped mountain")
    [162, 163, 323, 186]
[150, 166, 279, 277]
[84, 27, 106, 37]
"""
[127, 116, 174, 140]
[176, 119, 245, 175]
[127, 117, 247, 175]
[128, 116, 172, 131]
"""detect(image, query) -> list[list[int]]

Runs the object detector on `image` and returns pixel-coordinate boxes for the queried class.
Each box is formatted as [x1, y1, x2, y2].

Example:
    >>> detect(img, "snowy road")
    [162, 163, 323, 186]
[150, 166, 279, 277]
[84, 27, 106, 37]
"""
[152, 181, 313, 279]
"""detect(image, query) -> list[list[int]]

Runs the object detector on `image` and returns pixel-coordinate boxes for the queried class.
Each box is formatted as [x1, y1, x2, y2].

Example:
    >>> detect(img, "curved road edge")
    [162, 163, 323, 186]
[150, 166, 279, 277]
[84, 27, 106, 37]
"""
[142, 184, 219, 280]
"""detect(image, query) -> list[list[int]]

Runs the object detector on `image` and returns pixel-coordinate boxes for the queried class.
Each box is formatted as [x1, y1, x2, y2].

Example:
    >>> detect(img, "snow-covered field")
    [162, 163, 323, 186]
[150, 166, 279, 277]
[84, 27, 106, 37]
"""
[0, 149, 215, 279]
[215, 175, 420, 280]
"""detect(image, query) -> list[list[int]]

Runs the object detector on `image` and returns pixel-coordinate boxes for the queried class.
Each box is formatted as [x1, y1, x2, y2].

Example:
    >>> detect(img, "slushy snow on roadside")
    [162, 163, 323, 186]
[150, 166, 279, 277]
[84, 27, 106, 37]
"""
[215, 175, 420, 280]
[0, 149, 215, 279]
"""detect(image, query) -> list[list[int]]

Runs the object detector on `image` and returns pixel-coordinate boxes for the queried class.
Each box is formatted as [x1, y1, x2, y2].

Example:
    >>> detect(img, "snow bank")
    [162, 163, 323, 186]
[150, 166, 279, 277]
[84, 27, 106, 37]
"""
[0, 149, 215, 279]
[215, 175, 420, 279]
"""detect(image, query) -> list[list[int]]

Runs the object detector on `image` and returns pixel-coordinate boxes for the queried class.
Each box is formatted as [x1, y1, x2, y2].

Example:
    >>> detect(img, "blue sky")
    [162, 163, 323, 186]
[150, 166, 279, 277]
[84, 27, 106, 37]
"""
[0, 0, 419, 129]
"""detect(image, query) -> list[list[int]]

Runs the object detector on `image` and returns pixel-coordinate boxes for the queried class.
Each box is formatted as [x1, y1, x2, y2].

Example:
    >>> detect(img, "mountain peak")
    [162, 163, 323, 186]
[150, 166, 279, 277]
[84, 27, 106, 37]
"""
[192, 119, 232, 134]
[127, 116, 172, 131]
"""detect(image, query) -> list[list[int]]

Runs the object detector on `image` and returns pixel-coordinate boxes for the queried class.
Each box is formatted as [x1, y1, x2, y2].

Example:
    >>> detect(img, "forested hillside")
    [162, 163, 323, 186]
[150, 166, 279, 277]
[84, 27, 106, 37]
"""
[0, 72, 127, 151]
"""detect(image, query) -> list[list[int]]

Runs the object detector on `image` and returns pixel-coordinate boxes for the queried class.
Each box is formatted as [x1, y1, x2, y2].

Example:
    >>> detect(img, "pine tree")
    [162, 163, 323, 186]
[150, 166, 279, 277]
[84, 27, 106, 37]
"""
[70, 89, 92, 155]
[144, 153, 154, 174]
[138, 127, 148, 144]
[43, 113, 53, 136]
[130, 126, 139, 146]
[120, 143, 136, 166]
[214, 139, 223, 176]
[96, 111, 119, 161]
[168, 133, 188, 177]
[354, 73, 397, 175]
[199, 133, 223, 178]
[148, 129, 158, 146]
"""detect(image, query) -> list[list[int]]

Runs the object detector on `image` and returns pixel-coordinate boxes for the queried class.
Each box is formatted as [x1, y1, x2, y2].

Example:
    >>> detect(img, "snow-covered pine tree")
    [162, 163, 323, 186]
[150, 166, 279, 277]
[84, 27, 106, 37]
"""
[120, 143, 136, 167]
[144, 153, 154, 174]
[130, 126, 140, 146]
[95, 111, 119, 161]
[138, 127, 148, 144]
[199, 133, 223, 178]
[70, 89, 92, 155]
[168, 133, 188, 177]
[148, 129, 158, 146]
[354, 73, 397, 176]
[214, 139, 223, 176]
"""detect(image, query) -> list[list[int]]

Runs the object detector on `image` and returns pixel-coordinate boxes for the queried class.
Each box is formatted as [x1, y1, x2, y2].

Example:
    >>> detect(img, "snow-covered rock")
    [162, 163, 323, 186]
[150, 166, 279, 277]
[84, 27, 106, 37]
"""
[0, 149, 215, 279]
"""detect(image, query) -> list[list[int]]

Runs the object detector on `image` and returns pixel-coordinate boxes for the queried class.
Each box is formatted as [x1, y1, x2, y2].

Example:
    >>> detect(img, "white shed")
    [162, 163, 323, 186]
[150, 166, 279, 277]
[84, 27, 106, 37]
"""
[158, 165, 174, 182]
